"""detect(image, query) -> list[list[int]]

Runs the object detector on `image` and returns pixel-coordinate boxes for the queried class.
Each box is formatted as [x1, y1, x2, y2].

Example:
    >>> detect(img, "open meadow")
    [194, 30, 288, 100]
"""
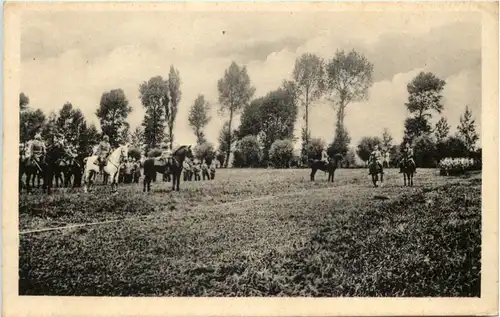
[19, 168, 481, 297]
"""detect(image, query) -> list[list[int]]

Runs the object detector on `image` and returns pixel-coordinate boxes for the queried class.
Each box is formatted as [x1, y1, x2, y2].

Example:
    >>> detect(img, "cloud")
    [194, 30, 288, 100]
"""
[21, 10, 482, 150]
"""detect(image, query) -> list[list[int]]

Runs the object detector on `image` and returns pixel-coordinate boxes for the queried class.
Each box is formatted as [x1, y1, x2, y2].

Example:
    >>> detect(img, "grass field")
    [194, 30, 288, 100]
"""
[19, 168, 481, 297]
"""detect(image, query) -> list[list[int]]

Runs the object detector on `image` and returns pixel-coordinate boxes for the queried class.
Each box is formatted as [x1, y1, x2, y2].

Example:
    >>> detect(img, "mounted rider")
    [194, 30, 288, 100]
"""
[95, 135, 111, 174]
[159, 142, 173, 165]
[368, 144, 383, 175]
[27, 132, 46, 171]
[399, 142, 416, 173]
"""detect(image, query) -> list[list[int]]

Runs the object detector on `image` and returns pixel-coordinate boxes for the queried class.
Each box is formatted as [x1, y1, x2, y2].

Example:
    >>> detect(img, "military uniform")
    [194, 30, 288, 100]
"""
[399, 146, 416, 173]
[95, 138, 111, 173]
[369, 148, 383, 174]
[28, 135, 46, 169]
[320, 149, 329, 164]
[160, 143, 172, 165]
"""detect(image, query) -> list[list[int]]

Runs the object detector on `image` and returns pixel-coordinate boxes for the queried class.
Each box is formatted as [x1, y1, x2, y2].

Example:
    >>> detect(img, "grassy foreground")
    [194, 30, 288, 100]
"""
[19, 168, 481, 296]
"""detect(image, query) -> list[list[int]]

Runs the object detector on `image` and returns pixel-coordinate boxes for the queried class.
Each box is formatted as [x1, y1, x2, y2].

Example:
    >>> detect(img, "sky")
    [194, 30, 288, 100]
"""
[21, 10, 482, 150]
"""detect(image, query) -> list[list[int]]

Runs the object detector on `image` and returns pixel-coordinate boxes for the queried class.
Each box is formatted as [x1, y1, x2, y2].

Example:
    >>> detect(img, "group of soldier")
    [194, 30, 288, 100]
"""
[21, 130, 416, 185]
[317, 142, 416, 173]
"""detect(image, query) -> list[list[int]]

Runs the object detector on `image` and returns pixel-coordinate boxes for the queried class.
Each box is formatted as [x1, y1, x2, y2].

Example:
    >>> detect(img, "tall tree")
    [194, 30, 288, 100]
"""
[188, 94, 211, 145]
[356, 136, 382, 163]
[435, 117, 450, 143]
[403, 72, 446, 141]
[166, 65, 182, 147]
[457, 105, 479, 152]
[41, 112, 57, 144]
[238, 97, 264, 138]
[19, 92, 46, 143]
[292, 53, 325, 147]
[326, 49, 374, 126]
[139, 76, 169, 149]
[56, 102, 88, 147]
[217, 120, 238, 167]
[130, 126, 144, 149]
[96, 89, 132, 148]
[79, 123, 100, 156]
[328, 121, 351, 157]
[381, 128, 393, 152]
[258, 88, 298, 159]
[20, 108, 45, 143]
[20, 92, 30, 111]
[303, 137, 326, 160]
[217, 61, 255, 166]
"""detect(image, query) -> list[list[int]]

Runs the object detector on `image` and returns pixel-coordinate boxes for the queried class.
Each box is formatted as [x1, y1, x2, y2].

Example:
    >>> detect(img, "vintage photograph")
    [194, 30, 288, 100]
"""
[3, 1, 499, 316]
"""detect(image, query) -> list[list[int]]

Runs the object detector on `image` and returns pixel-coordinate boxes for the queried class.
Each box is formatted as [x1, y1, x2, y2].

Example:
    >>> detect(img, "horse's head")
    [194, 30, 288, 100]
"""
[174, 145, 194, 161]
[119, 144, 130, 161]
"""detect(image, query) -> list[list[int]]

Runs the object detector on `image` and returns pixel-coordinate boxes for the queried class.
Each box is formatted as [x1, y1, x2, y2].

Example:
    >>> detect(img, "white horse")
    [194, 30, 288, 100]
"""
[83, 144, 129, 193]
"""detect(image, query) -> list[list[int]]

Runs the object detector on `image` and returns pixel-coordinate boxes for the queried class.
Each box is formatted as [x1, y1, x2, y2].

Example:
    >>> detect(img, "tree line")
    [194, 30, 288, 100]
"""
[20, 49, 480, 168]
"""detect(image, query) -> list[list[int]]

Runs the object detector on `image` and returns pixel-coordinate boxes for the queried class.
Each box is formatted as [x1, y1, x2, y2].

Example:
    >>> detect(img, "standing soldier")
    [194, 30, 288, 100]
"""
[28, 132, 46, 172]
[95, 135, 111, 174]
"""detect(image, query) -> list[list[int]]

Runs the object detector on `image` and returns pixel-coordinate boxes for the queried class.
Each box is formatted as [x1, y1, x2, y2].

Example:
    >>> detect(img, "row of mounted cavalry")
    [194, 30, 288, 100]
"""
[19, 140, 417, 195]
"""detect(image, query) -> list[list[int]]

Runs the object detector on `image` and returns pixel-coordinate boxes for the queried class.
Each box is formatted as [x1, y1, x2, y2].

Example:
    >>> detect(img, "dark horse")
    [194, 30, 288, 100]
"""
[21, 145, 66, 194]
[143, 145, 194, 192]
[368, 160, 384, 188]
[310, 154, 342, 182]
[401, 159, 416, 187]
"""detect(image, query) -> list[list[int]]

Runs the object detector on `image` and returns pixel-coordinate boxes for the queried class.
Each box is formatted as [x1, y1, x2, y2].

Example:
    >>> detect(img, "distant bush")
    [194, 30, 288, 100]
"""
[438, 157, 480, 176]
[128, 148, 142, 161]
[232, 135, 262, 168]
[194, 142, 215, 164]
[269, 139, 294, 168]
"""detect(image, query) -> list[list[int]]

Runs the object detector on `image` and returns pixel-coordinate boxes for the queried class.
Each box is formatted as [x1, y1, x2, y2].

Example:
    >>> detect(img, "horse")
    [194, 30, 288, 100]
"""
[310, 154, 342, 182]
[368, 160, 384, 188]
[21, 152, 47, 193]
[401, 158, 416, 187]
[143, 145, 194, 192]
[55, 153, 77, 187]
[142, 156, 170, 191]
[83, 144, 129, 193]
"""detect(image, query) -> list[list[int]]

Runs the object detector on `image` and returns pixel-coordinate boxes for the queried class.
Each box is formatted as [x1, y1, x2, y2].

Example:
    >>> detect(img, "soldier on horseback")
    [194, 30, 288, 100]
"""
[399, 142, 416, 173]
[95, 135, 111, 174]
[159, 142, 173, 165]
[27, 132, 46, 172]
[368, 144, 383, 175]
[320, 148, 329, 164]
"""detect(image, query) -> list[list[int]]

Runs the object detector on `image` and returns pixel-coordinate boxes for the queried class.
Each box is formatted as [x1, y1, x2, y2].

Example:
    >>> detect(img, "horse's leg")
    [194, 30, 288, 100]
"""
[26, 172, 32, 193]
[171, 170, 176, 191]
[310, 168, 316, 181]
[177, 172, 181, 191]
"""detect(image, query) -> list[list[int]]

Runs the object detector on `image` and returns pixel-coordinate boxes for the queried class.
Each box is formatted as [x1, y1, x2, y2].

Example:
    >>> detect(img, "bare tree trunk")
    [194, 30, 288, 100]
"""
[305, 92, 309, 145]
[225, 111, 233, 168]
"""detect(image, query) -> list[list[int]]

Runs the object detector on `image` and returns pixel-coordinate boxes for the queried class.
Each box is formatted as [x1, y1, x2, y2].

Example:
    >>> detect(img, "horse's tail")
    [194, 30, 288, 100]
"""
[143, 158, 155, 179]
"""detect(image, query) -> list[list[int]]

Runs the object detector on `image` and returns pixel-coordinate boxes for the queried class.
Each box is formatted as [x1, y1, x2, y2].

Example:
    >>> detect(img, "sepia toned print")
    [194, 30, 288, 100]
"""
[3, 1, 498, 316]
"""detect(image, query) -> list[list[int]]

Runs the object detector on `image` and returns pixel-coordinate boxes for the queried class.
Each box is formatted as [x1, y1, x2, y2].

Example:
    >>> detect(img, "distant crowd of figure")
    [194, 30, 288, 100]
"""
[19, 133, 217, 191]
